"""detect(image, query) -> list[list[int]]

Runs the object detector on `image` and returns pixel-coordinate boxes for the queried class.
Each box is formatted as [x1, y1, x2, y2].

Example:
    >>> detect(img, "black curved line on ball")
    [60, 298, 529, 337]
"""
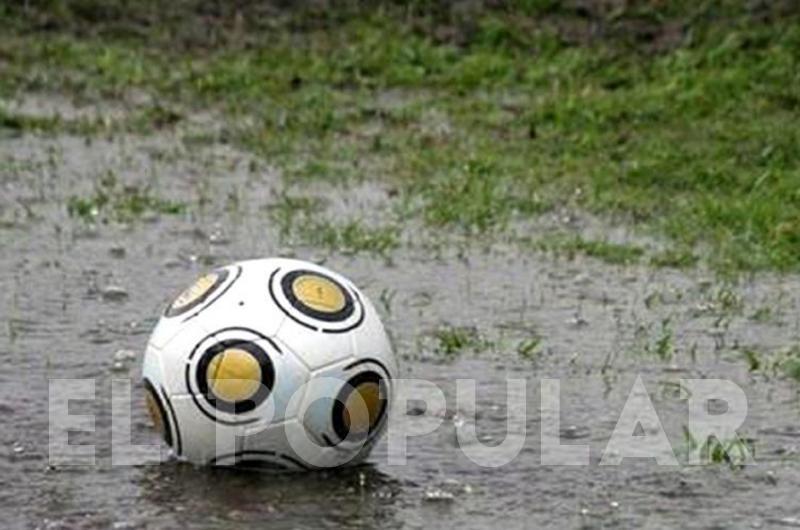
[280, 269, 355, 322]
[186, 326, 283, 363]
[184, 384, 261, 426]
[195, 339, 275, 414]
[159, 385, 182, 456]
[325, 429, 384, 454]
[208, 450, 311, 471]
[268, 268, 319, 331]
[344, 357, 393, 382]
[180, 266, 243, 323]
[143, 378, 173, 448]
[208, 449, 276, 465]
[320, 288, 365, 333]
[208, 451, 291, 471]
[277, 452, 313, 470]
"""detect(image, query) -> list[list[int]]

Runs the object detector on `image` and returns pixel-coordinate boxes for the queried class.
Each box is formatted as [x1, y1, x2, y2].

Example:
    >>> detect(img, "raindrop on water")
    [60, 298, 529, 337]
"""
[102, 285, 129, 302]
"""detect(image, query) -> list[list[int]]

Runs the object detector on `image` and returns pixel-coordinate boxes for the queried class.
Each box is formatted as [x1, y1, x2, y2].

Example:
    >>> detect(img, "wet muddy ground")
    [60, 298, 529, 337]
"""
[2, 122, 800, 529]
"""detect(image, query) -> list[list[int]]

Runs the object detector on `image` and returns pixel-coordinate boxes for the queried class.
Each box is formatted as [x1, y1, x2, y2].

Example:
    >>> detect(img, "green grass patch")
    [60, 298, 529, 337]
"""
[267, 192, 399, 255]
[67, 173, 185, 222]
[536, 235, 645, 265]
[650, 247, 699, 269]
[741, 349, 762, 372]
[632, 318, 675, 361]
[430, 324, 490, 358]
[781, 352, 800, 382]
[0, 105, 110, 135]
[0, 107, 65, 132]
[517, 335, 543, 360]
[2, 3, 800, 271]
[681, 426, 754, 468]
[733, 345, 800, 380]
[295, 219, 400, 256]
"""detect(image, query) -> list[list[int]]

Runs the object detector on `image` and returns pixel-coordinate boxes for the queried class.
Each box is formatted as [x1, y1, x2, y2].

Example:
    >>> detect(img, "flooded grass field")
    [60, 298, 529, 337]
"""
[2, 2, 800, 528]
[3, 122, 800, 529]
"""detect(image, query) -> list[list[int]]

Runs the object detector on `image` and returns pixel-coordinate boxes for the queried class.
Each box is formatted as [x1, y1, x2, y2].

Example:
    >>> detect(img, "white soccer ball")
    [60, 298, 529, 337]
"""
[141, 258, 397, 470]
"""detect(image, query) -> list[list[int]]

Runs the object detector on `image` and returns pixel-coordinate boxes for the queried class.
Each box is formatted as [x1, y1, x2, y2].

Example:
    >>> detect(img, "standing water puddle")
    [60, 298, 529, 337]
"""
[2, 133, 800, 529]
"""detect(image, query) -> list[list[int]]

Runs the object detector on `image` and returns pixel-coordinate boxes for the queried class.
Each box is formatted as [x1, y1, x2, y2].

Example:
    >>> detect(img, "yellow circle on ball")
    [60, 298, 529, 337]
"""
[291, 274, 346, 313]
[172, 272, 218, 310]
[343, 381, 382, 434]
[206, 348, 262, 403]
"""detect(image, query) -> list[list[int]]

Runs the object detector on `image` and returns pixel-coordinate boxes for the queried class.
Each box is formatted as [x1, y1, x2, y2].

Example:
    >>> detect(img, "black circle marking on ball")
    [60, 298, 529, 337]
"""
[184, 328, 282, 426]
[195, 339, 275, 415]
[268, 268, 318, 331]
[281, 269, 355, 322]
[143, 378, 173, 448]
[181, 265, 244, 323]
[331, 371, 389, 443]
[268, 268, 366, 333]
[164, 268, 230, 318]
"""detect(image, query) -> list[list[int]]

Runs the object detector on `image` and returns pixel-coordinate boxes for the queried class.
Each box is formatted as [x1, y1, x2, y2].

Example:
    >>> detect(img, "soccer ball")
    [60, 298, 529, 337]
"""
[141, 258, 397, 470]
